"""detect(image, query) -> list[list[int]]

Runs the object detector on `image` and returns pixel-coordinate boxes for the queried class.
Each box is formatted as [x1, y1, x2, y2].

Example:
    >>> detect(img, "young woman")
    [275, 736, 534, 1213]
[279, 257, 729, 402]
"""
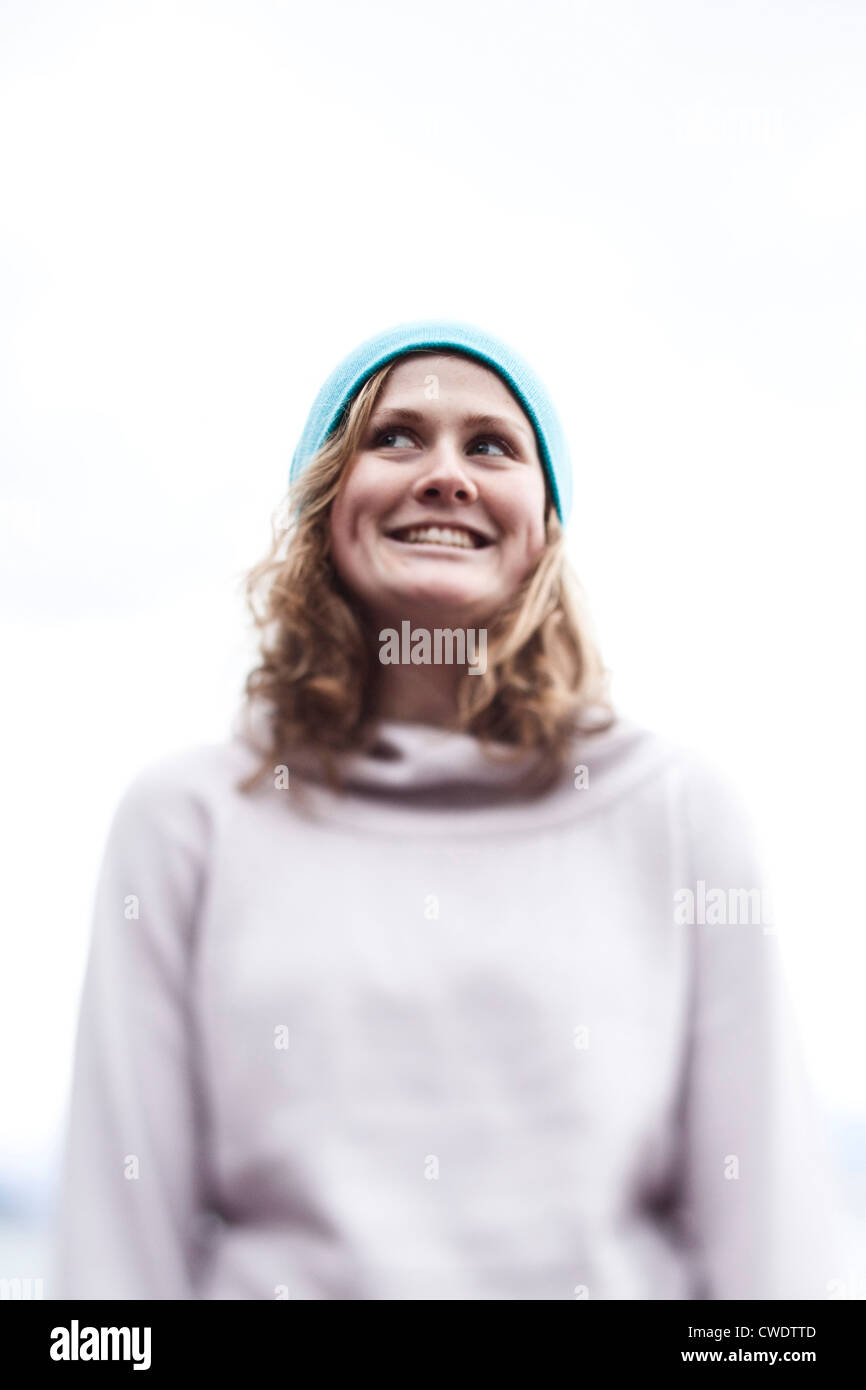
[53, 319, 847, 1300]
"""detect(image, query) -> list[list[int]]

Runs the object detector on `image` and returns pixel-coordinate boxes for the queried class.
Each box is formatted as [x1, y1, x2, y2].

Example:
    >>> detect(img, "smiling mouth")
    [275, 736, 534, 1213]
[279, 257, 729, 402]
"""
[385, 524, 493, 550]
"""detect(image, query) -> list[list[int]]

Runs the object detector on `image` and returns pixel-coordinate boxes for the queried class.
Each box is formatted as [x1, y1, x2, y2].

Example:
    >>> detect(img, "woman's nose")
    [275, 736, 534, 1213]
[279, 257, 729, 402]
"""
[412, 444, 479, 504]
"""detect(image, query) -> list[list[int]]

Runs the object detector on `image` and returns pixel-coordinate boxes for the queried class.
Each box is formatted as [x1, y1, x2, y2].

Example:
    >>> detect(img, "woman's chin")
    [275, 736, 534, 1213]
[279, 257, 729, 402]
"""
[372, 596, 493, 632]
[387, 581, 494, 618]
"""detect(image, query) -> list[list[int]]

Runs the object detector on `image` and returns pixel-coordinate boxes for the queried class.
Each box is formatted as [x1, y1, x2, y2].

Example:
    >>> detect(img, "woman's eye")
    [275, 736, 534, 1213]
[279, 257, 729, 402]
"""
[375, 429, 415, 448]
[374, 429, 511, 456]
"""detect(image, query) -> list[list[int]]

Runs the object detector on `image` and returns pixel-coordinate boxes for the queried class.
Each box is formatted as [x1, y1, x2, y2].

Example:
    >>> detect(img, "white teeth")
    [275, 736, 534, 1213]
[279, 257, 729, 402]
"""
[394, 526, 479, 549]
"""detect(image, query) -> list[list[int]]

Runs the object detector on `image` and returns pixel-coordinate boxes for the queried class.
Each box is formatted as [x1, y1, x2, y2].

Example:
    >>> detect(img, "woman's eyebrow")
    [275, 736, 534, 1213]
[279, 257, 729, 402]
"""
[369, 407, 531, 442]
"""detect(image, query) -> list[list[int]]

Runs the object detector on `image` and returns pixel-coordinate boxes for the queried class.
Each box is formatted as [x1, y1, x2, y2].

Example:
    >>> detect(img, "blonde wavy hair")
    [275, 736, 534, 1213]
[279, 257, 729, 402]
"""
[237, 349, 614, 798]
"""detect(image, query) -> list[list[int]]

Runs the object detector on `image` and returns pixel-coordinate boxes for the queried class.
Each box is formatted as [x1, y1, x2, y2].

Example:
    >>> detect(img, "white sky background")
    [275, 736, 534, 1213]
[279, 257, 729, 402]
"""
[1, 0, 864, 1195]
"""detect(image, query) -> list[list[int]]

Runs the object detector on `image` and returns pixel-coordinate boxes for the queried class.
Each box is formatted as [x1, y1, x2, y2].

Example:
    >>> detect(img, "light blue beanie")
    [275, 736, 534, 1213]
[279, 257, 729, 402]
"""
[288, 319, 573, 527]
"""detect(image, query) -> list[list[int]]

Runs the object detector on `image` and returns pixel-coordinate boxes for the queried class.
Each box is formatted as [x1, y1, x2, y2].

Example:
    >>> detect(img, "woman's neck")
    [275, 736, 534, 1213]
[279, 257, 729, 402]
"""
[371, 659, 463, 727]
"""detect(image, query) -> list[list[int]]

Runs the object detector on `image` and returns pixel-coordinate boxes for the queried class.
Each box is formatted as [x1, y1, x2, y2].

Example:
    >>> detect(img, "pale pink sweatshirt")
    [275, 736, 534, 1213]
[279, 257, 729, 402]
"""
[51, 707, 848, 1299]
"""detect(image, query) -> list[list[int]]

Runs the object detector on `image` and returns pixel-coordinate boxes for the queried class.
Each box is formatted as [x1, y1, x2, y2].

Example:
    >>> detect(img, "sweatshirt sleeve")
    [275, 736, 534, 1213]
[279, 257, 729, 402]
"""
[674, 753, 851, 1300]
[50, 761, 210, 1300]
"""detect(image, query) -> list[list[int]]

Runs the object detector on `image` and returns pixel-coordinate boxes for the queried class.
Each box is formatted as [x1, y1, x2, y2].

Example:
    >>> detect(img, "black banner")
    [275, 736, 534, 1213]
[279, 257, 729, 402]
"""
[3, 1299, 862, 1375]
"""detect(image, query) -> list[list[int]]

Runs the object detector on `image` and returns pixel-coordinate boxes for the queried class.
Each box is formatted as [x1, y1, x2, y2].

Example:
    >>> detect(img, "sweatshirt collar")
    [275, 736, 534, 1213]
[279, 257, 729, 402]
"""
[324, 718, 554, 803]
[229, 699, 674, 840]
[232, 699, 550, 802]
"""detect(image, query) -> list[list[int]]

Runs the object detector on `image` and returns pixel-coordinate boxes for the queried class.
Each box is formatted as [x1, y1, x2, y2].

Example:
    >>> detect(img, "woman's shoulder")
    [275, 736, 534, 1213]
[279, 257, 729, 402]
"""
[572, 712, 754, 826]
[105, 732, 262, 836]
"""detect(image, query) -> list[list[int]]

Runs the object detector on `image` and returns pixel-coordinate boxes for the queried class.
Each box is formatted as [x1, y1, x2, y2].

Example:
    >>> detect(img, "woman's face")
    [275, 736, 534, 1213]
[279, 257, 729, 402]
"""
[329, 353, 548, 629]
